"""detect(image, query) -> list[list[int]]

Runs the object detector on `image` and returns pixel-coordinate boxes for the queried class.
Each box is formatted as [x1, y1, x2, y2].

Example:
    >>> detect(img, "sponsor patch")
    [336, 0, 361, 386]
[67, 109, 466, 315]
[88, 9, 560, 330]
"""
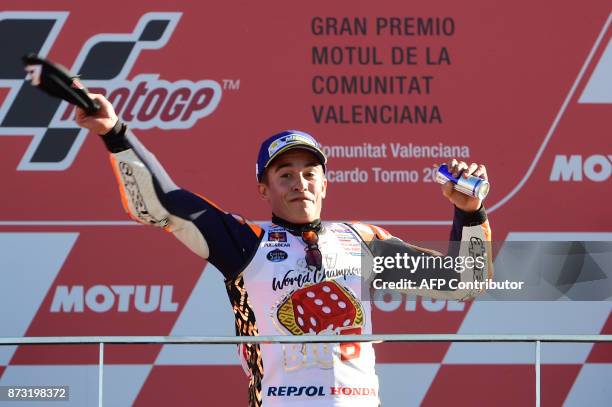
[267, 249, 288, 262]
[268, 231, 287, 242]
[264, 242, 290, 248]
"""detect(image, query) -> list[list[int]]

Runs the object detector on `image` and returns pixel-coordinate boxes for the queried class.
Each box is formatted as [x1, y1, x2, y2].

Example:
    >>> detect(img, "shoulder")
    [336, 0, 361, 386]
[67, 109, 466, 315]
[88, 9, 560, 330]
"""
[230, 214, 266, 238]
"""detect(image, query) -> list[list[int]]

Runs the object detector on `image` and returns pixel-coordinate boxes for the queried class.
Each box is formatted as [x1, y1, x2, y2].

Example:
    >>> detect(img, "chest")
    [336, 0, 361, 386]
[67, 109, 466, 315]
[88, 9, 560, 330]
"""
[241, 223, 367, 335]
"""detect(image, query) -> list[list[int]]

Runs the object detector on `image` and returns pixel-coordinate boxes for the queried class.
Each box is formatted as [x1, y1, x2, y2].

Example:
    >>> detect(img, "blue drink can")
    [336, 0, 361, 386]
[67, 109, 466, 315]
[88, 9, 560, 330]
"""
[435, 164, 490, 199]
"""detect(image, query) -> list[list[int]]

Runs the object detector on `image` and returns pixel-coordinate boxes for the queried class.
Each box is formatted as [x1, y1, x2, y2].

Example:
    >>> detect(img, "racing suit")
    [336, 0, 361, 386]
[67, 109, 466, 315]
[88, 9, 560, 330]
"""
[101, 122, 492, 407]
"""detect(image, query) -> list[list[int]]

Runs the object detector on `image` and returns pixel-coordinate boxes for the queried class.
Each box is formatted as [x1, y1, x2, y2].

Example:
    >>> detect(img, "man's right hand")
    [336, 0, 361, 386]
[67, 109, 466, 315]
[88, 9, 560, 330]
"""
[75, 93, 118, 135]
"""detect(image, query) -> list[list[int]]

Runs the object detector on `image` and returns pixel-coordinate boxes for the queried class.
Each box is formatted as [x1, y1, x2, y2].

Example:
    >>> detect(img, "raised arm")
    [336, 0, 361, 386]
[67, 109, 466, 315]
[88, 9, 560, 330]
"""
[350, 158, 493, 301]
[76, 94, 263, 279]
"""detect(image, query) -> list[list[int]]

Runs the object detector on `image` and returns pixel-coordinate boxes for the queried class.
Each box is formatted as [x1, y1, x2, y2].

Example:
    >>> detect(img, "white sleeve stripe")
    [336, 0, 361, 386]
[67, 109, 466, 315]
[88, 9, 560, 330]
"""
[166, 214, 210, 258]
[125, 129, 179, 193]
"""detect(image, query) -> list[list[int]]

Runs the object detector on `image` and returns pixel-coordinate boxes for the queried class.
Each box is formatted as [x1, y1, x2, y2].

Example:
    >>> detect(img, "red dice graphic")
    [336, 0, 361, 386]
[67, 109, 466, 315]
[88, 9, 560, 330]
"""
[289, 281, 358, 334]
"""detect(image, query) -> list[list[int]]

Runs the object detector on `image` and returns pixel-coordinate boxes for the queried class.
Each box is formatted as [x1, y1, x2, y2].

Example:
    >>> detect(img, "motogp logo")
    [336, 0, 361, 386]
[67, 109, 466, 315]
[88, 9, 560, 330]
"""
[0, 11, 222, 171]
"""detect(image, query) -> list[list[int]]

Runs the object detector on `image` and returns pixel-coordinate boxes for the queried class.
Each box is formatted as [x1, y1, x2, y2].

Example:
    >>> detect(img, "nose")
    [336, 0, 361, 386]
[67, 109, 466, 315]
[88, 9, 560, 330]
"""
[292, 173, 309, 192]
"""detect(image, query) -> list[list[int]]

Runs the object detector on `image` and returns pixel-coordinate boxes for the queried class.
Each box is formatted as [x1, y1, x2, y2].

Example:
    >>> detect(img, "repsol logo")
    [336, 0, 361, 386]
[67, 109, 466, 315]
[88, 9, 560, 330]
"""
[267, 386, 325, 397]
[50, 285, 179, 313]
[266, 386, 378, 397]
[549, 154, 612, 182]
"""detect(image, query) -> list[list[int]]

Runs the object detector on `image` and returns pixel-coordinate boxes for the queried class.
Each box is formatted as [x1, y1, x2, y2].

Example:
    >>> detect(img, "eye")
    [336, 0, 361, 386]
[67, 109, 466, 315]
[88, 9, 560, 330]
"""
[304, 169, 317, 178]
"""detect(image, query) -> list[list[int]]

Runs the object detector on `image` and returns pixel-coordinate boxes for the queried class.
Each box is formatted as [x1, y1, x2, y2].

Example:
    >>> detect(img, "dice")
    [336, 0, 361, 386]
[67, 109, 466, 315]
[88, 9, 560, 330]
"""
[290, 281, 357, 334]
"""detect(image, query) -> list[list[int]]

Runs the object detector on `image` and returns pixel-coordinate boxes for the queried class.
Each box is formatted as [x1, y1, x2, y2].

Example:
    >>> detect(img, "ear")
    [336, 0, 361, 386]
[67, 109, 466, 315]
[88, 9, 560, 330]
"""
[257, 182, 269, 201]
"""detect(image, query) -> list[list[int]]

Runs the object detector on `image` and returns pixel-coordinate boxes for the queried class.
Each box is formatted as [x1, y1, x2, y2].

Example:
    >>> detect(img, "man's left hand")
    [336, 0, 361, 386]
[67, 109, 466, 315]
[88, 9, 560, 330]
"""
[439, 159, 488, 213]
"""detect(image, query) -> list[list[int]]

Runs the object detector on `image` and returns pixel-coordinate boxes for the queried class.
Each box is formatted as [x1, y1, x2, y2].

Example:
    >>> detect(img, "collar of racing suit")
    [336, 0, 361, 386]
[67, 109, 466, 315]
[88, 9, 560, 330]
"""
[271, 214, 323, 236]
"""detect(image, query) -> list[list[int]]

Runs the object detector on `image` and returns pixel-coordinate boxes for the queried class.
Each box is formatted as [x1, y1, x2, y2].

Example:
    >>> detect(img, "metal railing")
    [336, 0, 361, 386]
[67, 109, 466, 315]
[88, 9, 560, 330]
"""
[1, 334, 611, 407]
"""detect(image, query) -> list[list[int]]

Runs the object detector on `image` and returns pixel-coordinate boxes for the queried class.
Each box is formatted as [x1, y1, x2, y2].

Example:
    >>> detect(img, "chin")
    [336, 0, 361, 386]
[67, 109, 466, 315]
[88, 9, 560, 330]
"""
[278, 202, 320, 223]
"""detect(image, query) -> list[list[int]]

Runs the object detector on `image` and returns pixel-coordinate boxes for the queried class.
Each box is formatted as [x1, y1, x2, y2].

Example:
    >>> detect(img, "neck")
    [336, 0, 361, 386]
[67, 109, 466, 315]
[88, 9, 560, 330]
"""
[271, 213, 322, 235]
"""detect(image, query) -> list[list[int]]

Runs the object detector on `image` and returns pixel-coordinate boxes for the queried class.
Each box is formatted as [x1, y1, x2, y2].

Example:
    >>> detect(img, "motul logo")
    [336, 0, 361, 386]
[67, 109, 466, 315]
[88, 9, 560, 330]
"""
[50, 285, 179, 313]
[549, 154, 612, 182]
[372, 292, 465, 312]
[0, 11, 225, 171]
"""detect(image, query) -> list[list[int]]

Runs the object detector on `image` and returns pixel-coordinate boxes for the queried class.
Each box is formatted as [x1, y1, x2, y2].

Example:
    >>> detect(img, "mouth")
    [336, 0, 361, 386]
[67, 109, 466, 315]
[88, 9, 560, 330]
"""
[289, 196, 314, 203]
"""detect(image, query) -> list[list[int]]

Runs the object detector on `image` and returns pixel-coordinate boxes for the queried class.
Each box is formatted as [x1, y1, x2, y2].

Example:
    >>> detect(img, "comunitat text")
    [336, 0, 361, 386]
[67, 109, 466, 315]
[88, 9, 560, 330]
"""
[372, 253, 486, 273]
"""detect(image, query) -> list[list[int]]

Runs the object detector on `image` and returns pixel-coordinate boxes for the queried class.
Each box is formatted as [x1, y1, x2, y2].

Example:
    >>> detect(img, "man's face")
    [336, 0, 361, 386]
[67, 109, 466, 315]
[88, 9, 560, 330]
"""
[258, 149, 327, 224]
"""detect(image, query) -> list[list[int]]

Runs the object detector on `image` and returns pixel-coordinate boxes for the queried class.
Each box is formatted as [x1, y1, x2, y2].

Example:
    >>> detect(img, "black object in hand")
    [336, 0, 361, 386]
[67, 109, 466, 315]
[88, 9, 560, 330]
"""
[22, 53, 100, 115]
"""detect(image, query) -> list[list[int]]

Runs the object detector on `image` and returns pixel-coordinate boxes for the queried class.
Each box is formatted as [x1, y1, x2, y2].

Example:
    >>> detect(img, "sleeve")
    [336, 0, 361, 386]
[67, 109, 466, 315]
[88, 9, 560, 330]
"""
[101, 121, 263, 280]
[349, 205, 493, 301]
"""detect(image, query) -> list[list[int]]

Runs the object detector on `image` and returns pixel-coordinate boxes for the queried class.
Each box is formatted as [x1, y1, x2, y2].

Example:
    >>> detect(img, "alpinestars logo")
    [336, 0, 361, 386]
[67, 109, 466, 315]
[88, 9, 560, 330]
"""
[0, 11, 223, 171]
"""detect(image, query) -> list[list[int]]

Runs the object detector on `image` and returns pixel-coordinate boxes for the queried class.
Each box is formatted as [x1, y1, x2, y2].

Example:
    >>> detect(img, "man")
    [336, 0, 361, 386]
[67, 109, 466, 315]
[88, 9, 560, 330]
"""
[76, 94, 492, 407]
